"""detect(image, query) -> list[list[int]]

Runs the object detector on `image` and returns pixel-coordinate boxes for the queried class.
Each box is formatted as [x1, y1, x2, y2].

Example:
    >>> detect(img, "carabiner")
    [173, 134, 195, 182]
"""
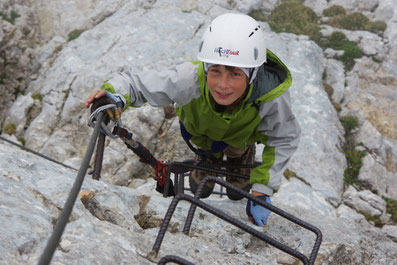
[88, 104, 122, 139]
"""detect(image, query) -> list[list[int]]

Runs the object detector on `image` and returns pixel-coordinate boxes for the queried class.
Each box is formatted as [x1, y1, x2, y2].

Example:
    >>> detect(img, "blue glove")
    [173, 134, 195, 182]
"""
[246, 195, 272, 226]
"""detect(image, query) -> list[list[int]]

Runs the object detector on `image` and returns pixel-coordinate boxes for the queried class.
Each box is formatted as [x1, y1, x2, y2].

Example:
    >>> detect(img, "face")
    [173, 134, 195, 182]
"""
[206, 65, 248, 106]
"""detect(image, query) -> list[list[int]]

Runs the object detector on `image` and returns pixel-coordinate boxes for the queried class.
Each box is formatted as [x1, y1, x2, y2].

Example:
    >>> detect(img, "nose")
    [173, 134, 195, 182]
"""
[218, 74, 229, 90]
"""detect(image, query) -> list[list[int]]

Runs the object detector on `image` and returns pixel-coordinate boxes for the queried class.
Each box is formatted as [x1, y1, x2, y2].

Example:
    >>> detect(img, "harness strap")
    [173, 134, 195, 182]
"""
[179, 123, 228, 158]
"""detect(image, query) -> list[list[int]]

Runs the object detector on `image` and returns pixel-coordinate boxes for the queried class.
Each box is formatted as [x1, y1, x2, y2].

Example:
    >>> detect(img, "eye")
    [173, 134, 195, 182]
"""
[210, 68, 220, 73]
[232, 72, 242, 77]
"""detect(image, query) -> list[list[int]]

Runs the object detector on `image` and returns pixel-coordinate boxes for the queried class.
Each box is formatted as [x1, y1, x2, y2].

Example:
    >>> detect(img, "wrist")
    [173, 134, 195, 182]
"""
[251, 183, 274, 196]
[251, 191, 265, 196]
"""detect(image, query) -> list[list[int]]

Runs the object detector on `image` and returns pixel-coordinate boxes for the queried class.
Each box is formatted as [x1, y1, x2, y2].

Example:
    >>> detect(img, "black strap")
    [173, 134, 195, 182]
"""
[179, 123, 208, 159]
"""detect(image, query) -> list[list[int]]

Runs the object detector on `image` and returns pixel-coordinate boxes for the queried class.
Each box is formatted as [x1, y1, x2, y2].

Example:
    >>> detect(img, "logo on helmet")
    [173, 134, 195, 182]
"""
[214, 47, 240, 58]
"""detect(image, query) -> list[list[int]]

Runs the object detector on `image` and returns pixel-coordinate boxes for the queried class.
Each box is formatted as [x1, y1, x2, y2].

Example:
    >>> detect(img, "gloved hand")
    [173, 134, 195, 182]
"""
[246, 195, 272, 226]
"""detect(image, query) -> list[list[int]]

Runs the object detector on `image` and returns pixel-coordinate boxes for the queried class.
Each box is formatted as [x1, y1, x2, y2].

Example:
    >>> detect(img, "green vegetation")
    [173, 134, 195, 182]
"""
[340, 115, 367, 186]
[251, 2, 386, 71]
[283, 168, 311, 186]
[283, 169, 298, 180]
[322, 69, 327, 80]
[0, 9, 20, 24]
[343, 141, 366, 186]
[267, 0, 322, 42]
[4, 123, 16, 135]
[323, 5, 387, 35]
[330, 12, 369, 31]
[22, 27, 31, 36]
[322, 5, 346, 17]
[67, 29, 85, 42]
[263, 1, 363, 70]
[383, 196, 397, 223]
[366, 20, 387, 34]
[32, 93, 43, 102]
[358, 210, 383, 227]
[18, 137, 25, 146]
[340, 115, 359, 135]
[320, 31, 362, 71]
[248, 10, 267, 22]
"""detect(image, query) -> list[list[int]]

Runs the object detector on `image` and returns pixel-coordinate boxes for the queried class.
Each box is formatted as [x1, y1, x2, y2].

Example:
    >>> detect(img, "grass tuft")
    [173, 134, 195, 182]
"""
[323, 5, 346, 17]
[67, 29, 85, 42]
[4, 123, 16, 135]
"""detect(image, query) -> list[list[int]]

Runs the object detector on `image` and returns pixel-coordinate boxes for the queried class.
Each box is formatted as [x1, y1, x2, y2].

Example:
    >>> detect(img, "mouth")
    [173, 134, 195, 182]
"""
[215, 91, 232, 99]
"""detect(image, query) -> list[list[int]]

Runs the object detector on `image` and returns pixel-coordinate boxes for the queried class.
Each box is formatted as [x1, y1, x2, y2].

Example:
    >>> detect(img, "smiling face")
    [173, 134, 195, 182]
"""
[206, 65, 249, 106]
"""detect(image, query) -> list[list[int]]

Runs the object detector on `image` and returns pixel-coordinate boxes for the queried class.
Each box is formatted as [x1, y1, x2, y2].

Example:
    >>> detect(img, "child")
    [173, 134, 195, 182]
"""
[85, 13, 301, 226]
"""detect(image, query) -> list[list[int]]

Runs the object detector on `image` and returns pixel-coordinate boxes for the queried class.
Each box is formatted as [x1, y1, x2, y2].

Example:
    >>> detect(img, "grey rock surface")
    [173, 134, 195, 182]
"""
[1, 142, 397, 265]
[1, 0, 397, 264]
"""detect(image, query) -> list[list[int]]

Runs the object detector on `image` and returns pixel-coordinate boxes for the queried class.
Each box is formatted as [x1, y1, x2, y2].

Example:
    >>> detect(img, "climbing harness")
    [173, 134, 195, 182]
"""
[36, 103, 322, 265]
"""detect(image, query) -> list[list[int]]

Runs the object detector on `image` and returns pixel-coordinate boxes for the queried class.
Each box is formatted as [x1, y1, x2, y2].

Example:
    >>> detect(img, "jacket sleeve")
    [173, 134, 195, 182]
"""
[250, 90, 301, 196]
[105, 62, 201, 108]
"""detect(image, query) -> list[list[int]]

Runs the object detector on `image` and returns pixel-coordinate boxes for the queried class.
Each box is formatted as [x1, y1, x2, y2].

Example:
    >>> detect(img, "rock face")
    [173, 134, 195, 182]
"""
[0, 0, 41, 128]
[0, 0, 397, 264]
[1, 142, 397, 265]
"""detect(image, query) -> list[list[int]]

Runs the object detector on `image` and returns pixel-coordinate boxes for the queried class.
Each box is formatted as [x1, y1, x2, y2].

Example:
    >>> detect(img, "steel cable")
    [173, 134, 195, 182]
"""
[0, 135, 78, 171]
[37, 112, 104, 265]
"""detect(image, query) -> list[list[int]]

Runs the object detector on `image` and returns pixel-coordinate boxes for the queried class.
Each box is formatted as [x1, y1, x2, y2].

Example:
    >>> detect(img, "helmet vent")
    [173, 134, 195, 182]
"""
[210, 26, 212, 32]
[254, 48, 258, 60]
[248, 27, 260, 38]
[199, 41, 204, 52]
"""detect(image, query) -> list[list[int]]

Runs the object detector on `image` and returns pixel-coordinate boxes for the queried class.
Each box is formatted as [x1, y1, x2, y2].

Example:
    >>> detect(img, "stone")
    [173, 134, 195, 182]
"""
[3, 93, 34, 136]
[382, 225, 397, 241]
[343, 186, 387, 219]
[325, 58, 345, 104]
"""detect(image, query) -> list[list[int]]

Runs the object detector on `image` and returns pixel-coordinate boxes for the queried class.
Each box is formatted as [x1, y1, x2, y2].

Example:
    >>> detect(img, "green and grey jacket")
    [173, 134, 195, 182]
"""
[105, 50, 301, 196]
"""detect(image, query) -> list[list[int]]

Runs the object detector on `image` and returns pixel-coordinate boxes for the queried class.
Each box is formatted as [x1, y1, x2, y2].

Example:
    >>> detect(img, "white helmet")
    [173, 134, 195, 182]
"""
[197, 13, 267, 68]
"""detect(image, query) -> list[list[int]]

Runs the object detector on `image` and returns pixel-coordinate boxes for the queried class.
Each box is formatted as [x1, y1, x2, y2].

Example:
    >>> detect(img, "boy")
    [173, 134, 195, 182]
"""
[86, 13, 301, 226]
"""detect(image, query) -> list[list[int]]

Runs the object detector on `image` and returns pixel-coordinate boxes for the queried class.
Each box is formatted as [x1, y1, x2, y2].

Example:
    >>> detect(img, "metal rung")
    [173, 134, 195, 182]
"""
[158, 255, 195, 265]
[153, 176, 322, 265]
[163, 160, 259, 197]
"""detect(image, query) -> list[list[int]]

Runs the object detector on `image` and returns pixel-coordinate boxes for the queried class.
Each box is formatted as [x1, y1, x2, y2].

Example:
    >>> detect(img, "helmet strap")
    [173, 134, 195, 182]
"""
[248, 67, 259, 84]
